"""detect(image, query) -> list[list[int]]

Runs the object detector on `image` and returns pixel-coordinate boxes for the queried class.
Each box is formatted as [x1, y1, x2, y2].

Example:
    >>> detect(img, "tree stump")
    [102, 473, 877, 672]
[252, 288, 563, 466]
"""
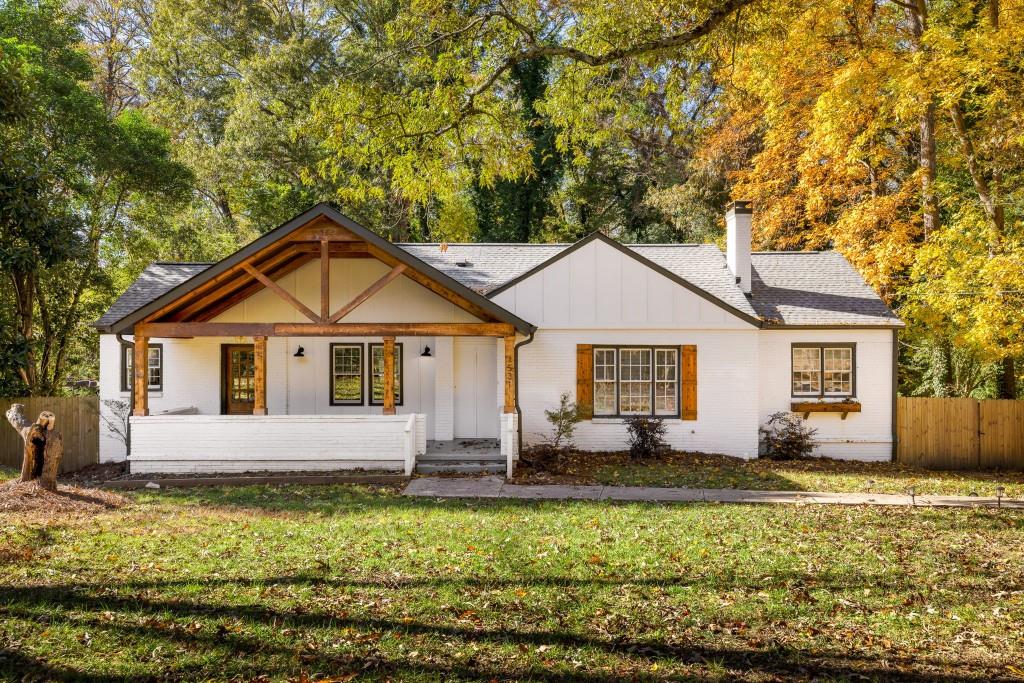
[5, 405, 64, 491]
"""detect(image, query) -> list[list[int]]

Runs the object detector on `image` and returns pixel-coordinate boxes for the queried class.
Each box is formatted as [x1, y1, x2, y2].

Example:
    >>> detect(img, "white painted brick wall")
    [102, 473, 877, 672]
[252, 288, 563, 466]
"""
[129, 414, 421, 474]
[517, 329, 761, 458]
[759, 329, 895, 461]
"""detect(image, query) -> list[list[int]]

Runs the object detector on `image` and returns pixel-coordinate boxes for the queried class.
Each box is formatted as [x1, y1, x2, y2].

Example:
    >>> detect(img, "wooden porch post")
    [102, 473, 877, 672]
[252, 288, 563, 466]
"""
[133, 335, 149, 416]
[253, 335, 267, 415]
[383, 336, 396, 415]
[503, 335, 516, 414]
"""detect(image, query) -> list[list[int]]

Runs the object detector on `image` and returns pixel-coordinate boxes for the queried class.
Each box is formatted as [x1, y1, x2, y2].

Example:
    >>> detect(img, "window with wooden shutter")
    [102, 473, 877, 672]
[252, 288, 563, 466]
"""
[681, 345, 697, 420]
[576, 344, 593, 419]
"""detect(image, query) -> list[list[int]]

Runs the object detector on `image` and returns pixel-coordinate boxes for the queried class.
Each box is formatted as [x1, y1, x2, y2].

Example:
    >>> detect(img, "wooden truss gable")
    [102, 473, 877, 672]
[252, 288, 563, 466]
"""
[134, 212, 525, 333]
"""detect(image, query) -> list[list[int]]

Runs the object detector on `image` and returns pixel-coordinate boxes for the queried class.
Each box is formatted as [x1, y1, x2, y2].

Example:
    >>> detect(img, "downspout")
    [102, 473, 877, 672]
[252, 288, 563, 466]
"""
[116, 333, 133, 456]
[891, 328, 899, 462]
[513, 330, 535, 457]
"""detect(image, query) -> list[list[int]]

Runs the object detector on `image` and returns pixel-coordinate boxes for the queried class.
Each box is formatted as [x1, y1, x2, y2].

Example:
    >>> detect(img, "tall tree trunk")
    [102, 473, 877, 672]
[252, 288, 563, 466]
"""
[902, 0, 940, 237]
[999, 357, 1016, 399]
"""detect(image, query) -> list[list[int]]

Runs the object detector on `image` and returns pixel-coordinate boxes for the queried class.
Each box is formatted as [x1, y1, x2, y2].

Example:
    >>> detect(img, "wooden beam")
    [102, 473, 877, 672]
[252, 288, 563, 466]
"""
[133, 336, 149, 416]
[364, 243, 499, 323]
[193, 253, 314, 322]
[504, 335, 516, 414]
[143, 240, 299, 323]
[253, 335, 267, 415]
[291, 242, 368, 255]
[327, 264, 407, 323]
[382, 336, 396, 415]
[167, 245, 304, 322]
[242, 262, 320, 323]
[136, 322, 514, 338]
[320, 239, 330, 321]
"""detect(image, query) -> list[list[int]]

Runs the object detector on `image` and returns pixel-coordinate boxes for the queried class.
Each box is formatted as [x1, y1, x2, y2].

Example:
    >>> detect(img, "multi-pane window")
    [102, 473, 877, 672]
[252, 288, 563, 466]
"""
[122, 344, 163, 392]
[593, 347, 679, 417]
[619, 348, 652, 414]
[654, 348, 679, 416]
[369, 343, 402, 406]
[331, 344, 363, 405]
[594, 348, 617, 416]
[791, 347, 821, 396]
[791, 344, 855, 398]
[823, 347, 853, 395]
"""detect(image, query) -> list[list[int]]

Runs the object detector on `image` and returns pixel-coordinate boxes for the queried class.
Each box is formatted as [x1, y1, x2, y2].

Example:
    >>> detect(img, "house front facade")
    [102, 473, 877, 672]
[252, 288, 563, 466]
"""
[95, 203, 903, 475]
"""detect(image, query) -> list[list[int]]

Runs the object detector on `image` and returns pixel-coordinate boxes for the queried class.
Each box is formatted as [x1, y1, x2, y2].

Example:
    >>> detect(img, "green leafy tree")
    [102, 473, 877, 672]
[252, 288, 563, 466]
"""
[0, 0, 190, 395]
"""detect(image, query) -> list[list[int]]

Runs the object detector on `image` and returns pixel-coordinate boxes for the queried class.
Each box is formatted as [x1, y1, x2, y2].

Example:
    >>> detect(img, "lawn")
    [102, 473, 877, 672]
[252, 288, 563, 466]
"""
[514, 451, 1024, 497]
[1, 484, 1023, 681]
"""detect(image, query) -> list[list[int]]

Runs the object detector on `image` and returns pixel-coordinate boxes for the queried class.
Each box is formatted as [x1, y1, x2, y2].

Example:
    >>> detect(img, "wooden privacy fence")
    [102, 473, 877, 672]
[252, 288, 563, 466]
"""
[897, 397, 1024, 470]
[1, 396, 99, 474]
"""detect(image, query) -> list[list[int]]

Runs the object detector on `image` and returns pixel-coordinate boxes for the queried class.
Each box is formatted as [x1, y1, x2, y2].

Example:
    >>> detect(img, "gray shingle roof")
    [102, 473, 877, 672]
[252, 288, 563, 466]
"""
[750, 252, 902, 327]
[96, 262, 212, 328]
[96, 244, 901, 329]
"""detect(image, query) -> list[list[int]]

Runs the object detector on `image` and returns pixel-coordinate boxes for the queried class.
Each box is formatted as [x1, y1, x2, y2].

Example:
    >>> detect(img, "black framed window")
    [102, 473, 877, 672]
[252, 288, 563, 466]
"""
[593, 346, 679, 417]
[791, 343, 855, 398]
[122, 343, 163, 392]
[369, 343, 403, 406]
[330, 343, 364, 405]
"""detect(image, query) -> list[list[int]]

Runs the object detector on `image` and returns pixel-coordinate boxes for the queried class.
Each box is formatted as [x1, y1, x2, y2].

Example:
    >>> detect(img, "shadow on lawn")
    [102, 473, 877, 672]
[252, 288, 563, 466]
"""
[0, 581, 1006, 682]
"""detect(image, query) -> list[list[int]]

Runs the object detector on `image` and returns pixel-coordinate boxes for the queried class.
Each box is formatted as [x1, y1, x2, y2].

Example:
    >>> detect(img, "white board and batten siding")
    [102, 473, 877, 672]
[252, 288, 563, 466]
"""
[491, 238, 762, 459]
[129, 414, 426, 474]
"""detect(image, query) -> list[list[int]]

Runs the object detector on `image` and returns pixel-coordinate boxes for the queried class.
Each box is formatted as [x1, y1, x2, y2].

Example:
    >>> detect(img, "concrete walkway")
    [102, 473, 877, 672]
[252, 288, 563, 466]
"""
[404, 476, 1024, 509]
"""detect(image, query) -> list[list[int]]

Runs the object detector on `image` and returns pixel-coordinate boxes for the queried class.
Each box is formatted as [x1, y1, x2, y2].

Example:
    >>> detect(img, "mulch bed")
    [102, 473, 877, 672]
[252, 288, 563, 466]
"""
[0, 479, 127, 514]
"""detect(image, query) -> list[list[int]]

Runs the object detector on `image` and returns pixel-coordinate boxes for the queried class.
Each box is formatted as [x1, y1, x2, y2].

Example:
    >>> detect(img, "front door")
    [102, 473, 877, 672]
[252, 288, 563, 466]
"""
[453, 338, 498, 439]
[222, 344, 256, 415]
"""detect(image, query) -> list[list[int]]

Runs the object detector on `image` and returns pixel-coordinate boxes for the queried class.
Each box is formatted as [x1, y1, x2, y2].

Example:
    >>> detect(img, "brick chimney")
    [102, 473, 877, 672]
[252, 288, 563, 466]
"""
[726, 200, 753, 295]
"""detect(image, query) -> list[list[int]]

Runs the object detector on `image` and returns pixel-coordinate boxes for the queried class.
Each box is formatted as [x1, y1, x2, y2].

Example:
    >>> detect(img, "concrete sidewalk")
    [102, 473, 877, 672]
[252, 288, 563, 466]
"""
[404, 476, 1024, 509]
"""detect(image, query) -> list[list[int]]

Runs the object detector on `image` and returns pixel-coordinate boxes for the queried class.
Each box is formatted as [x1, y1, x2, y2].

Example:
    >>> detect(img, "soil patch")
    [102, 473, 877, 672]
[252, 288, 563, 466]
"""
[0, 479, 127, 514]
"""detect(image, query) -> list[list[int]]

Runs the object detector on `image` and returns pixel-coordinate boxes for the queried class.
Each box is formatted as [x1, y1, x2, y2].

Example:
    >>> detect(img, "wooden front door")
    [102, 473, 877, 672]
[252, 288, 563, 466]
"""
[222, 344, 256, 415]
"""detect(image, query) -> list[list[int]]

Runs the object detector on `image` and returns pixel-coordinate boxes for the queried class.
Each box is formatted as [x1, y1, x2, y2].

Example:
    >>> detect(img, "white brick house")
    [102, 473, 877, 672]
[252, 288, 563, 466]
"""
[95, 202, 903, 474]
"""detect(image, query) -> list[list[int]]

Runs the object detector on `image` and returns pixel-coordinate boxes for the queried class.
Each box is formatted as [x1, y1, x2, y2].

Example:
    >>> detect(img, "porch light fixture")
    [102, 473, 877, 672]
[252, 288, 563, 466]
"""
[293, 346, 305, 358]
[420, 345, 432, 358]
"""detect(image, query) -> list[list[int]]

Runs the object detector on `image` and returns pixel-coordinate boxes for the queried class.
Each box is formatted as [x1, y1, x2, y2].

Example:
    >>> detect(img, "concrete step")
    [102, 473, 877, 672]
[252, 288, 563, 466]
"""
[418, 453, 504, 464]
[415, 462, 505, 474]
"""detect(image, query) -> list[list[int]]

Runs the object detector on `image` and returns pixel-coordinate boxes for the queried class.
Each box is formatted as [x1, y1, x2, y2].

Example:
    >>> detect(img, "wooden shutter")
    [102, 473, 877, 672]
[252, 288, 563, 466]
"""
[681, 345, 697, 420]
[576, 344, 593, 419]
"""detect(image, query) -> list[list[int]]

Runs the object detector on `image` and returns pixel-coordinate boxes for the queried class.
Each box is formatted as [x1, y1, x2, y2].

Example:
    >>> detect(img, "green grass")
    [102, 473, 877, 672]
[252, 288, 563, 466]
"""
[519, 451, 1024, 497]
[2, 484, 1023, 681]
[0, 465, 17, 482]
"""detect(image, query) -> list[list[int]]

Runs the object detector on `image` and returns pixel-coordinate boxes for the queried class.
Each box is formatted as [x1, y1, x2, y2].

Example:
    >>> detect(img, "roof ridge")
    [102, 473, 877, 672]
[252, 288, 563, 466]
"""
[152, 261, 215, 266]
[398, 242, 570, 247]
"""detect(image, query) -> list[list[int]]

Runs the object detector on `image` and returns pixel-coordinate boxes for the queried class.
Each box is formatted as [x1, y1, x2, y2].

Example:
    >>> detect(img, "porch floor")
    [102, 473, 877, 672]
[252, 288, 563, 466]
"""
[417, 439, 503, 475]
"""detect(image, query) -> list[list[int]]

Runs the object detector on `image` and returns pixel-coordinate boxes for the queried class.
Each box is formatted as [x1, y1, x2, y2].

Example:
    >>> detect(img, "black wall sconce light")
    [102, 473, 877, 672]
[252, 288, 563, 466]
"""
[420, 345, 432, 357]
[293, 346, 305, 358]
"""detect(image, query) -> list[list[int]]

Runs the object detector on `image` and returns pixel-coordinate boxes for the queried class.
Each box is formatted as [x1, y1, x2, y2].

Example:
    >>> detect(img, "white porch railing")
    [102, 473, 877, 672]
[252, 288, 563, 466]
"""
[500, 412, 519, 478]
[129, 413, 427, 474]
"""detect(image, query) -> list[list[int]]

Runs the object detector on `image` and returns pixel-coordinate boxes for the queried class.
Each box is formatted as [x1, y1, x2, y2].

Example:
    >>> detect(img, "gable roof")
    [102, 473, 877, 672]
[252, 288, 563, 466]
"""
[98, 215, 903, 331]
[94, 203, 535, 335]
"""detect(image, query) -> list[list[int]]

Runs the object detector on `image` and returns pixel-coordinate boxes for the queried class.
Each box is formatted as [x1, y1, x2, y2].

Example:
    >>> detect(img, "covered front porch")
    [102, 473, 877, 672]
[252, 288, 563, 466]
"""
[108, 205, 530, 476]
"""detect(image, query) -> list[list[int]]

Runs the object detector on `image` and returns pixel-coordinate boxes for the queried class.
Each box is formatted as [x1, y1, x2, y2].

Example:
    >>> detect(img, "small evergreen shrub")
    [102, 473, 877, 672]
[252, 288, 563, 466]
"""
[759, 411, 818, 460]
[543, 392, 580, 451]
[624, 416, 668, 460]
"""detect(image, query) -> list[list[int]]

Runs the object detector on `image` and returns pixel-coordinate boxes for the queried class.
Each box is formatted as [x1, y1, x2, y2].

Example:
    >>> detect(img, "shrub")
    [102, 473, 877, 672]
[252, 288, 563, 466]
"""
[759, 411, 818, 460]
[543, 391, 580, 451]
[624, 416, 668, 460]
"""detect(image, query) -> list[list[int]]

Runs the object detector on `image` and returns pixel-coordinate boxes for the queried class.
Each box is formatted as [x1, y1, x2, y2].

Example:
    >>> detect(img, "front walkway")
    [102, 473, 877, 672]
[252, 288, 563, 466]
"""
[404, 476, 1024, 509]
